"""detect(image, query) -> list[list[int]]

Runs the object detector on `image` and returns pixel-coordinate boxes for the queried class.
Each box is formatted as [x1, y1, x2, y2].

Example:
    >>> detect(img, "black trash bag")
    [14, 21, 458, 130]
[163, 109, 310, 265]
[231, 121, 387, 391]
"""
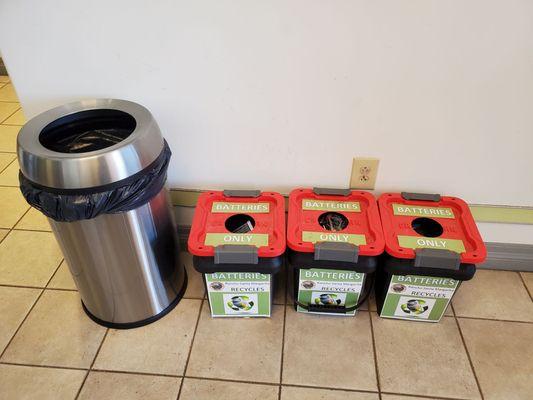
[39, 109, 136, 154]
[20, 141, 171, 222]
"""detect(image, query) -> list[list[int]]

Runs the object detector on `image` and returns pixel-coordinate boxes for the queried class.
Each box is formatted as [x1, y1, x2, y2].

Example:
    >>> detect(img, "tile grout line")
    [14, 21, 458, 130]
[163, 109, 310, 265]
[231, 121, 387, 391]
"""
[91, 368, 182, 379]
[0, 231, 10, 246]
[175, 299, 205, 400]
[454, 315, 533, 325]
[450, 300, 457, 317]
[185, 375, 282, 388]
[0, 283, 74, 291]
[0, 155, 17, 175]
[453, 314, 485, 400]
[13, 227, 56, 233]
[0, 202, 33, 258]
[517, 272, 533, 302]
[0, 359, 188, 379]
[0, 361, 88, 372]
[0, 363, 471, 400]
[0, 256, 62, 360]
[0, 105, 21, 124]
[368, 311, 382, 400]
[380, 391, 472, 400]
[0, 289, 44, 361]
[184, 375, 382, 394]
[0, 205, 32, 247]
[75, 328, 109, 400]
[272, 382, 381, 394]
[0, 281, 209, 300]
[46, 260, 66, 289]
[0, 160, 21, 186]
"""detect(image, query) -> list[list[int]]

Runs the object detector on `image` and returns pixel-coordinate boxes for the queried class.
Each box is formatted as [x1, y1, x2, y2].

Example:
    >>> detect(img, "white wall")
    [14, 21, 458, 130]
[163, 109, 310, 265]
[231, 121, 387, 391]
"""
[1, 0, 532, 206]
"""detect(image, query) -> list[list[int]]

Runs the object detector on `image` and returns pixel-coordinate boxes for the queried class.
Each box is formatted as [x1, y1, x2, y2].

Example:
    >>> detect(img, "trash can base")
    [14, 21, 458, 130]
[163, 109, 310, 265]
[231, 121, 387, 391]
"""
[82, 269, 188, 329]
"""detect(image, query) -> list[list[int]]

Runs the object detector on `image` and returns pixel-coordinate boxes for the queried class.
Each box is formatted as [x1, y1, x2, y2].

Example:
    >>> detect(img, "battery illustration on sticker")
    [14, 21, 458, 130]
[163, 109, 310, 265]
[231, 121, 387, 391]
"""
[315, 293, 342, 306]
[228, 295, 254, 311]
[401, 299, 429, 315]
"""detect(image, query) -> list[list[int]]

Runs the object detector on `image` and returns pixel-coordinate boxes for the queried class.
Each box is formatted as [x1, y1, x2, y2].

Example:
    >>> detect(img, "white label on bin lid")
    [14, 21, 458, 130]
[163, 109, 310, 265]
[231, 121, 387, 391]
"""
[212, 202, 269, 213]
[397, 235, 465, 253]
[392, 204, 455, 219]
[204, 233, 268, 247]
[302, 199, 360, 212]
[302, 231, 367, 245]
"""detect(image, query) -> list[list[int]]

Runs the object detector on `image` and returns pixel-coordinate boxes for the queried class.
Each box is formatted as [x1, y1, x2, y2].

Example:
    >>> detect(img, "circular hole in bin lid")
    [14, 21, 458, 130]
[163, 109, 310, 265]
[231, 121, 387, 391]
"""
[225, 214, 256, 233]
[318, 212, 349, 231]
[39, 109, 136, 153]
[411, 217, 444, 238]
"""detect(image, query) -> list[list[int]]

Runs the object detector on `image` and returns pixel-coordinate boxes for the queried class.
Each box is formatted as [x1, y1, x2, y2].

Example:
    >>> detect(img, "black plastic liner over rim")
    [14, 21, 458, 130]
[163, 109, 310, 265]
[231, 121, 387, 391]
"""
[19, 141, 172, 222]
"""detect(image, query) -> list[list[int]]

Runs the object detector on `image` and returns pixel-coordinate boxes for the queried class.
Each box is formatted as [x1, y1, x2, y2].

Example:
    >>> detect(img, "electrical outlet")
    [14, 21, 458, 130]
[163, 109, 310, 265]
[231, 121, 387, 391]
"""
[350, 157, 380, 190]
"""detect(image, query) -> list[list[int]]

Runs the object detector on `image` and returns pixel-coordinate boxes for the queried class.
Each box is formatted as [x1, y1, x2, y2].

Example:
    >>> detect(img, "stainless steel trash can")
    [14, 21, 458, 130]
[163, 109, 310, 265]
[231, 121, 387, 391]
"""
[17, 99, 187, 328]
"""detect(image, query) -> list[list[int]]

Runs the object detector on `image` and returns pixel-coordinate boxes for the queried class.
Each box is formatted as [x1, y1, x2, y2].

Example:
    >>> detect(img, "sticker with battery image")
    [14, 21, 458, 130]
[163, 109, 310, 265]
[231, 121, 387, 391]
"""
[380, 274, 459, 322]
[205, 272, 272, 317]
[297, 268, 365, 316]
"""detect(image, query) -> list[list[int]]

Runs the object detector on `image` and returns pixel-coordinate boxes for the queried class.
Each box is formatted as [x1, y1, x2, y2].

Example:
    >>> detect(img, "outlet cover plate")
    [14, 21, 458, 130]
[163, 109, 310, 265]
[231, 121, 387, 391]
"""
[350, 157, 380, 190]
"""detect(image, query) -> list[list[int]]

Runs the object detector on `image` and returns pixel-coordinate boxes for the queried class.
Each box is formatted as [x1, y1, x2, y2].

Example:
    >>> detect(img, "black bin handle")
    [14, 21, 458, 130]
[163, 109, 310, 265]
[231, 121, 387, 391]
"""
[295, 275, 374, 314]
[295, 300, 360, 314]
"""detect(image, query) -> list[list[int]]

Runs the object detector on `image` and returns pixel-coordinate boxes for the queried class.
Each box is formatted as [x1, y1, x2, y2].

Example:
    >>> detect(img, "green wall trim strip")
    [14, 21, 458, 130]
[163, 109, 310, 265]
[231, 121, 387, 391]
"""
[170, 190, 202, 207]
[169, 189, 533, 225]
[469, 205, 533, 225]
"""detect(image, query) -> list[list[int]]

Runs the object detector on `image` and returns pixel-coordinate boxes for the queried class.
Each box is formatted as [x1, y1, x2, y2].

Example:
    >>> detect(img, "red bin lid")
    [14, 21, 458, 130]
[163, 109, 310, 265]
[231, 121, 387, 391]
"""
[287, 188, 385, 256]
[188, 191, 286, 258]
[378, 193, 486, 264]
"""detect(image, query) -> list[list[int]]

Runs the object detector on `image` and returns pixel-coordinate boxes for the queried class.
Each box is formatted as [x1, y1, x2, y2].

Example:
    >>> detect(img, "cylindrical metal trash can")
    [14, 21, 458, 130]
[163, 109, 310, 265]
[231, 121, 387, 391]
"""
[17, 99, 187, 329]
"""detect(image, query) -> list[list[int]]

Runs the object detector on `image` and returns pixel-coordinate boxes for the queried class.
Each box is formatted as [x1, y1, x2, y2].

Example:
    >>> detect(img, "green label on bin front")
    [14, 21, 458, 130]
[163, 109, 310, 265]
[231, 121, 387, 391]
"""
[380, 275, 459, 322]
[205, 272, 271, 317]
[302, 231, 367, 245]
[204, 233, 269, 247]
[392, 203, 455, 219]
[297, 268, 365, 316]
[211, 202, 270, 213]
[302, 199, 360, 212]
[397, 235, 465, 253]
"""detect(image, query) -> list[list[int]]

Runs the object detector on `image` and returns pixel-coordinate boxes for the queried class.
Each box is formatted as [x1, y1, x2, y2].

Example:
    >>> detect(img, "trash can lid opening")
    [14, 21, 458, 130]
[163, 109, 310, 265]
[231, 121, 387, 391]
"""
[318, 212, 349, 232]
[225, 214, 256, 233]
[39, 109, 136, 154]
[410, 217, 443, 238]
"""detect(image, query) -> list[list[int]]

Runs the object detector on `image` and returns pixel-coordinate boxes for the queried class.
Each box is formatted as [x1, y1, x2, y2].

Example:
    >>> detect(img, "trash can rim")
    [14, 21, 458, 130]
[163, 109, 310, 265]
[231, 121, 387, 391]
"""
[17, 98, 165, 189]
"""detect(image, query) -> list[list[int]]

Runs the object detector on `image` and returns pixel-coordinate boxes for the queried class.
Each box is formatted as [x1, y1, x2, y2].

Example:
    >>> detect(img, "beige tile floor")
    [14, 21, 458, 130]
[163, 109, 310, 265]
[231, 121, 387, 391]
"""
[1, 75, 533, 399]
